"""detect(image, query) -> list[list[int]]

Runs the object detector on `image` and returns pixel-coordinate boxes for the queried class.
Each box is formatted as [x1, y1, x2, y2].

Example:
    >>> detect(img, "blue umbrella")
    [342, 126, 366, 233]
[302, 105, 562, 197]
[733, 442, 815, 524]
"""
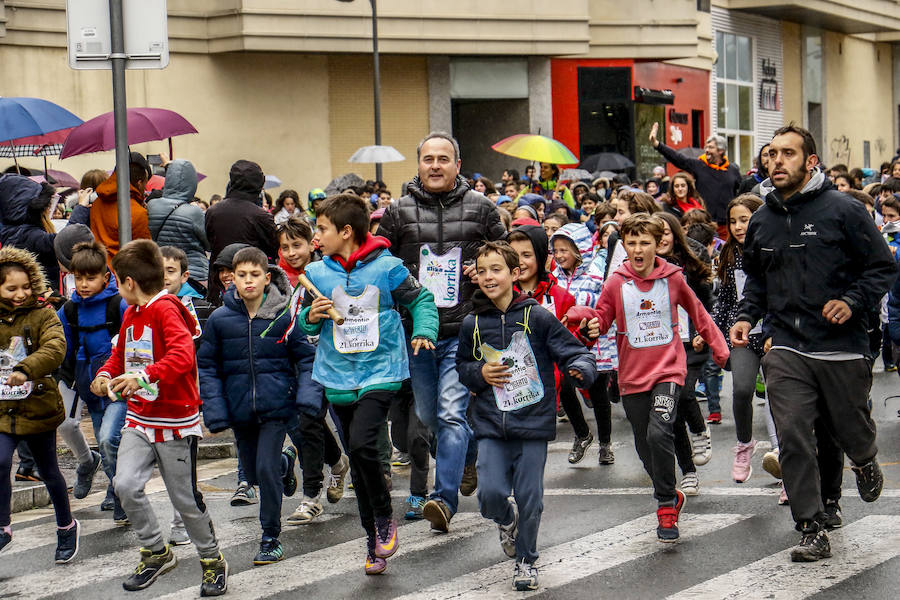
[0, 97, 83, 144]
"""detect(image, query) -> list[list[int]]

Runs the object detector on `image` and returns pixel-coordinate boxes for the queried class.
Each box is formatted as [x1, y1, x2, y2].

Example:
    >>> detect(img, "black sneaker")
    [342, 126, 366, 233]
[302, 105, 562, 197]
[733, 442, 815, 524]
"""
[459, 463, 478, 496]
[0, 530, 11, 554]
[200, 552, 228, 597]
[55, 520, 80, 564]
[823, 499, 843, 530]
[851, 459, 883, 503]
[122, 545, 177, 591]
[73, 451, 102, 499]
[790, 521, 831, 562]
[598, 443, 615, 465]
[15, 466, 41, 482]
[253, 536, 284, 565]
[568, 433, 594, 464]
[282, 447, 298, 498]
[113, 497, 130, 526]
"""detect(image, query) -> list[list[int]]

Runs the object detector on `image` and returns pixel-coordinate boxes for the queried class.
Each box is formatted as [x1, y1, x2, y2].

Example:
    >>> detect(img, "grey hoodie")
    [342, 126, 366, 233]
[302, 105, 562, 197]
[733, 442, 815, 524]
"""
[147, 159, 210, 280]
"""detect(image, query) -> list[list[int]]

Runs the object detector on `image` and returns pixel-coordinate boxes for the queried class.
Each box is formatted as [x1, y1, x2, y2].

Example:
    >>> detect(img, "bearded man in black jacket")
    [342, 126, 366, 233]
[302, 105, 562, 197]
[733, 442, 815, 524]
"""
[731, 124, 897, 563]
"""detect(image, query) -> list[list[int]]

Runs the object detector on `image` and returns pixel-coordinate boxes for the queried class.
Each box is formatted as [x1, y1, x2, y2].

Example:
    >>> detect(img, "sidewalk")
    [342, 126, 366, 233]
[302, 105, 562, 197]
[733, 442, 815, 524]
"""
[10, 419, 237, 514]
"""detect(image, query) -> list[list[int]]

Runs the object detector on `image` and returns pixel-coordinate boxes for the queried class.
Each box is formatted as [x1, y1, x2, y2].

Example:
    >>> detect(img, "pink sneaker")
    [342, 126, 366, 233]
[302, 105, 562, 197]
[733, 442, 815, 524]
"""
[732, 440, 756, 483]
[778, 482, 789, 505]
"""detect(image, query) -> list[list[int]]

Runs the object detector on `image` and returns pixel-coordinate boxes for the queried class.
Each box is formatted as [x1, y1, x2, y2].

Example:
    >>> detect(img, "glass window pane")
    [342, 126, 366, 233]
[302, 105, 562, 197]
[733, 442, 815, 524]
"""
[716, 32, 725, 78]
[737, 36, 752, 82]
[739, 135, 754, 172]
[725, 34, 737, 80]
[727, 136, 736, 162]
[717, 83, 726, 129]
[726, 83, 739, 130]
[738, 85, 752, 130]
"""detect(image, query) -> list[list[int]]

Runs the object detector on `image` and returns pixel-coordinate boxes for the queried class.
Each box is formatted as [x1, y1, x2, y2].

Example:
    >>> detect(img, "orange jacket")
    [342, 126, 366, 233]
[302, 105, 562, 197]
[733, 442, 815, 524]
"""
[90, 173, 151, 257]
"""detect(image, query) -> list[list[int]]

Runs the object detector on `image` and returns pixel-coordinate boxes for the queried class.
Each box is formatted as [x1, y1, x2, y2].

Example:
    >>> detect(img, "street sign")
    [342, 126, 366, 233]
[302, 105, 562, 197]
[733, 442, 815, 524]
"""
[66, 0, 168, 70]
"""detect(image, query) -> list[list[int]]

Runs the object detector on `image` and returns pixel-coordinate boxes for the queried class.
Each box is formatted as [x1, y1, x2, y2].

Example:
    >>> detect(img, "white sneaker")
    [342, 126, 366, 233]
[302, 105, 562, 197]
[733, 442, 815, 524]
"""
[498, 500, 518, 558]
[762, 448, 782, 480]
[326, 455, 350, 504]
[286, 495, 324, 525]
[680, 472, 700, 496]
[690, 426, 712, 466]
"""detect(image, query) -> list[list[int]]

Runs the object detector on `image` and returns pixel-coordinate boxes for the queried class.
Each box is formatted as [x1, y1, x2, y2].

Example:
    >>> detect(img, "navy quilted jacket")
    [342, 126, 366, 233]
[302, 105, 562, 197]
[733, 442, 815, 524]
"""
[198, 266, 316, 431]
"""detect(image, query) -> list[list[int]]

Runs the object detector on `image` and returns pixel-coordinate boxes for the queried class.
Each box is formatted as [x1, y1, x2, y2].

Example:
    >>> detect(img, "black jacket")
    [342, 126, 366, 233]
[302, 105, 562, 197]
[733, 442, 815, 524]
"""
[377, 175, 506, 339]
[738, 173, 897, 355]
[655, 143, 741, 225]
[456, 293, 596, 441]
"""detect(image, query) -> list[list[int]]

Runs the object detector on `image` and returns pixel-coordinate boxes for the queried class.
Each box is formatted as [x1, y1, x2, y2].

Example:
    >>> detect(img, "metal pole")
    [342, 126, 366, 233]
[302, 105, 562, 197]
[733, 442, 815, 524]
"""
[370, 0, 382, 183]
[109, 0, 131, 246]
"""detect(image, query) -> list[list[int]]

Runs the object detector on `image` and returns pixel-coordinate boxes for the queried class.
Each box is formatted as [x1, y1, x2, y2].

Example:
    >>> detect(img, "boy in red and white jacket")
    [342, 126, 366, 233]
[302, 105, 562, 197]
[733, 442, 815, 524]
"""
[593, 215, 728, 543]
[91, 240, 227, 596]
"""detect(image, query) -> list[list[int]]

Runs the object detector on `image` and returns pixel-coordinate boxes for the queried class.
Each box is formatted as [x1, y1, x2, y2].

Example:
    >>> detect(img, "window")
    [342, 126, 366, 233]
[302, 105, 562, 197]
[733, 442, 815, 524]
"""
[716, 31, 754, 171]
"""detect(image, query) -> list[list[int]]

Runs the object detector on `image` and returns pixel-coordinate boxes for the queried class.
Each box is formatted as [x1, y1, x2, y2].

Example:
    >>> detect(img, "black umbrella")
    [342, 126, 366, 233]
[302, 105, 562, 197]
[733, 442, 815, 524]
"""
[325, 172, 365, 196]
[579, 152, 634, 172]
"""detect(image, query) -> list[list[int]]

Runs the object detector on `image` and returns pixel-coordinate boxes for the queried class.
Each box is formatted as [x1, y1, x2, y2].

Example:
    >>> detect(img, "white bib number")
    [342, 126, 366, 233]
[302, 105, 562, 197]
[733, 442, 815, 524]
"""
[181, 297, 202, 338]
[622, 279, 674, 348]
[123, 325, 160, 402]
[419, 245, 462, 308]
[734, 269, 747, 302]
[332, 285, 380, 354]
[677, 306, 691, 343]
[479, 330, 544, 412]
[540, 293, 556, 317]
[0, 337, 32, 400]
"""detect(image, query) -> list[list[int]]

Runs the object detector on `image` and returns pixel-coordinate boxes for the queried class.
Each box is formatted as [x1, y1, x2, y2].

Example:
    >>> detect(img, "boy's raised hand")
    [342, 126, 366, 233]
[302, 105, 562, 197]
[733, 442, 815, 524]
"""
[90, 375, 110, 397]
[411, 337, 435, 356]
[482, 361, 510, 387]
[307, 296, 334, 324]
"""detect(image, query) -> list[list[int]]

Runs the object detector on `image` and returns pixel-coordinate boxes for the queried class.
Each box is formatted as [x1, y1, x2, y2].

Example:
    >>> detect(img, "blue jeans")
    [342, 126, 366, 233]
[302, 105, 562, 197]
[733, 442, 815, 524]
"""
[701, 356, 722, 414]
[232, 419, 289, 538]
[408, 337, 474, 515]
[84, 398, 127, 483]
[476, 438, 547, 564]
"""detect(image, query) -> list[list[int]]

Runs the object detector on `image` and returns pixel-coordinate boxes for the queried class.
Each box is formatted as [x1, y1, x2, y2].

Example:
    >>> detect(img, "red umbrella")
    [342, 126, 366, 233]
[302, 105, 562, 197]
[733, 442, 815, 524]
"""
[60, 107, 197, 159]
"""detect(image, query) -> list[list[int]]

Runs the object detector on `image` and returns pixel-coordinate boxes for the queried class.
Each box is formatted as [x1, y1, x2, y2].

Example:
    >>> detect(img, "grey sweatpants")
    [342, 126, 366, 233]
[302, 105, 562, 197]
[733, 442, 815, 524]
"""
[114, 429, 219, 558]
[762, 349, 877, 525]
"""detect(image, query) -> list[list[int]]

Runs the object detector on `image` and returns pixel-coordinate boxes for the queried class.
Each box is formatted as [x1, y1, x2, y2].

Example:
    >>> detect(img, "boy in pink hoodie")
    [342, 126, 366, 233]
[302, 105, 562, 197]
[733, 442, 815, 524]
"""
[593, 214, 729, 542]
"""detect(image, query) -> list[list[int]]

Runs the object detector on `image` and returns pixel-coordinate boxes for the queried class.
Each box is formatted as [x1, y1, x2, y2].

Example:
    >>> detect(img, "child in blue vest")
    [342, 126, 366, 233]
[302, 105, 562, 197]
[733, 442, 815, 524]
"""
[298, 193, 438, 575]
[456, 241, 596, 591]
[57, 241, 129, 521]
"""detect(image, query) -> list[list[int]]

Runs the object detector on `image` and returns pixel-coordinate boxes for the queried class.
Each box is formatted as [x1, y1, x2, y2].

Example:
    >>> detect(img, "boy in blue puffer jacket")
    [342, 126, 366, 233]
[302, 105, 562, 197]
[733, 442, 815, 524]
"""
[298, 193, 438, 576]
[57, 241, 129, 520]
[456, 241, 596, 592]
[198, 247, 312, 566]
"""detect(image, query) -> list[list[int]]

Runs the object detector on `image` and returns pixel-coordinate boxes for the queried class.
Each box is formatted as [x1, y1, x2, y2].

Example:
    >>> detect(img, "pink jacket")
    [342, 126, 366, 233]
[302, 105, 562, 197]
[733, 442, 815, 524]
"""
[594, 257, 728, 395]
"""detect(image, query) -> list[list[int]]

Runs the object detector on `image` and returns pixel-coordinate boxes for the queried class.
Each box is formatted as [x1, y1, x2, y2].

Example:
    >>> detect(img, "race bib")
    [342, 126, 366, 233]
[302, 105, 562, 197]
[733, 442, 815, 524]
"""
[332, 285, 380, 354]
[479, 330, 544, 412]
[123, 325, 160, 402]
[734, 269, 747, 302]
[181, 297, 202, 338]
[621, 279, 674, 348]
[677, 306, 691, 343]
[540, 293, 556, 318]
[0, 337, 32, 400]
[419, 245, 462, 308]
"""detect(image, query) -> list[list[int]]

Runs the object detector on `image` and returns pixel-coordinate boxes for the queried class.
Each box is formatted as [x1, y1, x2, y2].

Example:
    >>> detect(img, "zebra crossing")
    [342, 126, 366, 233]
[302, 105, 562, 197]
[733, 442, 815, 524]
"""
[2, 477, 897, 600]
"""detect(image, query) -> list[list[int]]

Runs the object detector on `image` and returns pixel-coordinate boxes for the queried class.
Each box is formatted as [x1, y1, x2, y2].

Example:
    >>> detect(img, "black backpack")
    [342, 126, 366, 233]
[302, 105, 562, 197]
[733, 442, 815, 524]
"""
[57, 294, 123, 388]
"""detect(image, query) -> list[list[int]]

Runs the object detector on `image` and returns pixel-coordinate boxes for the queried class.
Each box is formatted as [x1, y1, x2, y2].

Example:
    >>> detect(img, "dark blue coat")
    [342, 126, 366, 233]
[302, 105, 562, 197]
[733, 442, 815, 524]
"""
[456, 293, 596, 441]
[198, 267, 317, 431]
[57, 275, 128, 409]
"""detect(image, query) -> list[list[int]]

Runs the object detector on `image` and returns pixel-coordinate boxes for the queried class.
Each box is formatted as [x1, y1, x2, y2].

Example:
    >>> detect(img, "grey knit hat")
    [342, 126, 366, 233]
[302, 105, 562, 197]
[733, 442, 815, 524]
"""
[54, 224, 95, 270]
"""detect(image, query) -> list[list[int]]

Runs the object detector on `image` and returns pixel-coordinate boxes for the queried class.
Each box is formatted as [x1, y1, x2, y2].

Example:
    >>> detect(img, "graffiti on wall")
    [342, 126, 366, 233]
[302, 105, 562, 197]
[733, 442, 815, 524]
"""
[830, 135, 851, 165]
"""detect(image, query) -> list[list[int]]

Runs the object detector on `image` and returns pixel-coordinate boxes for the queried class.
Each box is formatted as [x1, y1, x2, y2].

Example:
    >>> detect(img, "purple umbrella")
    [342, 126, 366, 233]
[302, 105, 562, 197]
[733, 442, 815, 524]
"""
[60, 107, 197, 159]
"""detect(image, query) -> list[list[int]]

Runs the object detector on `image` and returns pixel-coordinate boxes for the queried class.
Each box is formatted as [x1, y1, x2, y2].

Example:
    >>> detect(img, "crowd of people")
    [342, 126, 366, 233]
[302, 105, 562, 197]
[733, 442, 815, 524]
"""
[0, 123, 894, 594]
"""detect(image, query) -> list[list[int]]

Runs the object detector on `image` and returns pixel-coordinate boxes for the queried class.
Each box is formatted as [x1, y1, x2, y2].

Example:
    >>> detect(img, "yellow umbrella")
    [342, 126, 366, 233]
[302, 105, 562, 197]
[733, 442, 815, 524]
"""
[491, 134, 578, 165]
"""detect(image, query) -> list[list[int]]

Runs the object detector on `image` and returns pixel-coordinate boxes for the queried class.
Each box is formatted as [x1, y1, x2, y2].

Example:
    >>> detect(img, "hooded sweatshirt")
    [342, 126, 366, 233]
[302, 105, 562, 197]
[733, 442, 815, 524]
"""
[148, 159, 210, 280]
[594, 256, 728, 395]
[90, 172, 152, 257]
[549, 223, 601, 306]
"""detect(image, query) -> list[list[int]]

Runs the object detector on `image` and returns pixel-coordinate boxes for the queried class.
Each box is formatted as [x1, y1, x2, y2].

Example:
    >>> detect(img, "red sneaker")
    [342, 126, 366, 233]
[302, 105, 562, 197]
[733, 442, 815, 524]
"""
[656, 506, 679, 542]
[706, 412, 722, 424]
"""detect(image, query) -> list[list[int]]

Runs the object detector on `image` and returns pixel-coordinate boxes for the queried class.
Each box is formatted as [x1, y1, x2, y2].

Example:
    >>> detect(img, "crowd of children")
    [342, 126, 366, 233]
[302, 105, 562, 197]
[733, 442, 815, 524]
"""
[0, 128, 896, 594]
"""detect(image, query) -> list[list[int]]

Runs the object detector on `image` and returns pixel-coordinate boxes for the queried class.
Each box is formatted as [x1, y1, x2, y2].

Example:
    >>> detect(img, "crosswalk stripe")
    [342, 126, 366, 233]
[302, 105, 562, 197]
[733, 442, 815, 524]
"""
[391, 512, 753, 600]
[155, 512, 491, 600]
[666, 515, 900, 599]
[5, 507, 341, 600]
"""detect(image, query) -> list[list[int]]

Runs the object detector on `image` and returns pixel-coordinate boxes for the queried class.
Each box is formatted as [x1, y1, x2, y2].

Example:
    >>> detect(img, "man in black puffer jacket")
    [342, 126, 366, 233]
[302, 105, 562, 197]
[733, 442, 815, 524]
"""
[377, 132, 505, 533]
[733, 125, 896, 563]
